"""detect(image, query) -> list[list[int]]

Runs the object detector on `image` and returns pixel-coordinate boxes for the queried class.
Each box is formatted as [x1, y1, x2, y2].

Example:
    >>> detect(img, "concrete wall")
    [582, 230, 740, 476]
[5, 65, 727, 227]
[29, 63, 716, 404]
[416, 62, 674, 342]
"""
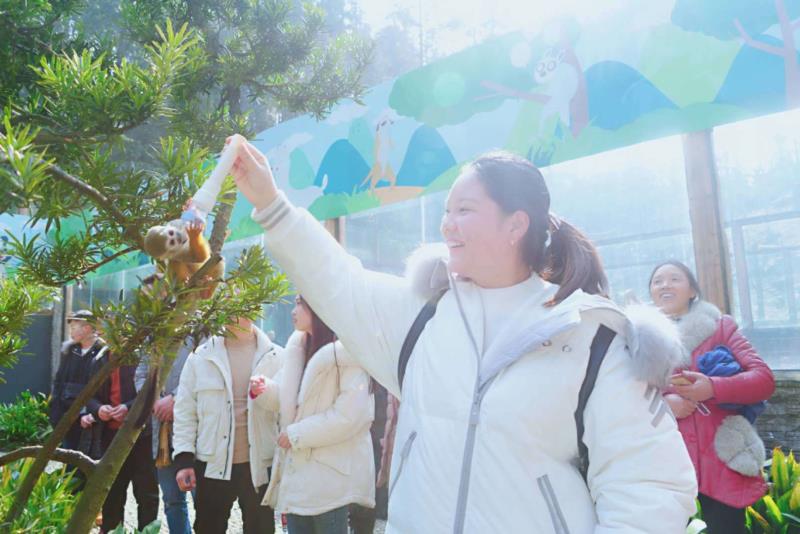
[0, 314, 53, 403]
[757, 370, 800, 454]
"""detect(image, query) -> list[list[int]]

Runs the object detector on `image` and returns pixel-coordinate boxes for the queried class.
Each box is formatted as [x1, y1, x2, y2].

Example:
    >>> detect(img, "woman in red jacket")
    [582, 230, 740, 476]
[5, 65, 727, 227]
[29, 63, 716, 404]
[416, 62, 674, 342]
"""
[650, 261, 775, 534]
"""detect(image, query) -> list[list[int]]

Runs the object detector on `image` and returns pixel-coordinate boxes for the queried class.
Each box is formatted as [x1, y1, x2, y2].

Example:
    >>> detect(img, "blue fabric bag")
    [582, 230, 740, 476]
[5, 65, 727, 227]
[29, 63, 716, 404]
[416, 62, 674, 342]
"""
[697, 346, 767, 424]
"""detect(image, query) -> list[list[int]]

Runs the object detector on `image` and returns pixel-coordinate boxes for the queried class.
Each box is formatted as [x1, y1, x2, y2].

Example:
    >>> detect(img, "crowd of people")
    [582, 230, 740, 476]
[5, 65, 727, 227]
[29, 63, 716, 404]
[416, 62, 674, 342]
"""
[49, 143, 775, 533]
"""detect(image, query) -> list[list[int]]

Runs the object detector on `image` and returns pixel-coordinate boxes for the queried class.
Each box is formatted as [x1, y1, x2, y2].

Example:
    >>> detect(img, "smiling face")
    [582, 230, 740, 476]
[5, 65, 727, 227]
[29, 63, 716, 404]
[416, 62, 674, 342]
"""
[440, 170, 529, 287]
[650, 264, 697, 317]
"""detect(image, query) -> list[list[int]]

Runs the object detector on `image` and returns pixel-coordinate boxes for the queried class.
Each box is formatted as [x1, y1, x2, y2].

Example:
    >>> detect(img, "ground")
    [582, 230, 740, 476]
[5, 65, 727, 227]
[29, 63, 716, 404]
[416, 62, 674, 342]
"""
[89, 486, 387, 533]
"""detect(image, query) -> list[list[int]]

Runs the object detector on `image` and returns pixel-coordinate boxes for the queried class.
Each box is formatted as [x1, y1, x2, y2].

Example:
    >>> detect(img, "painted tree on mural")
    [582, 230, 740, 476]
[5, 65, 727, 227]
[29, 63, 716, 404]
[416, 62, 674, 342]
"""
[671, 0, 800, 107]
[388, 20, 589, 138]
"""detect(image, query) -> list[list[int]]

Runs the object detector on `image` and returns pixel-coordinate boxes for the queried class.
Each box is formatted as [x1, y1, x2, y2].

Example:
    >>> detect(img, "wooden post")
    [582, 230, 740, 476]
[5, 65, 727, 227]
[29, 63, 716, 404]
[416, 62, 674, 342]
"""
[51, 285, 72, 380]
[323, 217, 346, 246]
[682, 130, 733, 314]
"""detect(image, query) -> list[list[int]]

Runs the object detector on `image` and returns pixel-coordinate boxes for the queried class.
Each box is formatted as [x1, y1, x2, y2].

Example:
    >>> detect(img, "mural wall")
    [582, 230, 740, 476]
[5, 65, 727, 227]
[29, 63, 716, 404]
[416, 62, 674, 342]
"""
[22, 0, 798, 277]
[216, 0, 800, 244]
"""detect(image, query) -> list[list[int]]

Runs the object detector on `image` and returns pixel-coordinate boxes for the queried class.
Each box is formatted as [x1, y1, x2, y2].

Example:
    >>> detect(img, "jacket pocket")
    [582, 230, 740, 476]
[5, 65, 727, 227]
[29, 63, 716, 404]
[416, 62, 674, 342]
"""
[388, 431, 417, 499]
[195, 381, 224, 456]
[537, 474, 570, 534]
[195, 373, 225, 416]
[196, 414, 221, 457]
[312, 443, 352, 476]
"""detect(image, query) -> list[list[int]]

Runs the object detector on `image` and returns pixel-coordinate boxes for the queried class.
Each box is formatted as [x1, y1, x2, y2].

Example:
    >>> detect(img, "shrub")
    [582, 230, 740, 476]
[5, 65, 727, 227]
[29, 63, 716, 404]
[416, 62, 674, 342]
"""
[0, 391, 52, 451]
[0, 459, 79, 532]
[745, 448, 800, 533]
[689, 448, 800, 533]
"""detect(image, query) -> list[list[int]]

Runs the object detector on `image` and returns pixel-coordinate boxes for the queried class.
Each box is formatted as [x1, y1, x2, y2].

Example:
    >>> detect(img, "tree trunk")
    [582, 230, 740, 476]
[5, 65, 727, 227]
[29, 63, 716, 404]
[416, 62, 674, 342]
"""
[65, 364, 161, 534]
[226, 85, 242, 117]
[1, 357, 116, 527]
[561, 38, 588, 137]
[208, 193, 235, 255]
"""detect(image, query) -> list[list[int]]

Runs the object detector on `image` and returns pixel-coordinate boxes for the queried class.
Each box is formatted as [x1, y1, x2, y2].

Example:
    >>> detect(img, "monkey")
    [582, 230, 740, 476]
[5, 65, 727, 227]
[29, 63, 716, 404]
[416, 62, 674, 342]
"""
[143, 219, 224, 299]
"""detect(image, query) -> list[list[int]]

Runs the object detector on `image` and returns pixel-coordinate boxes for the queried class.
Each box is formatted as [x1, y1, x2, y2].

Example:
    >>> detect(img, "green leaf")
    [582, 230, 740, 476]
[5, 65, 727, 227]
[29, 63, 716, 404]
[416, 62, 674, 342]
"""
[765, 495, 784, 526]
[790, 483, 800, 513]
[774, 449, 789, 492]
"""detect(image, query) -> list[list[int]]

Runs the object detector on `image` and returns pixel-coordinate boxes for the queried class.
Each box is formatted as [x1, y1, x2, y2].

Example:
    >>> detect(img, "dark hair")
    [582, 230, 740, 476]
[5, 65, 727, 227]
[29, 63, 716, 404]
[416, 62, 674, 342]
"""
[468, 151, 608, 305]
[648, 260, 701, 302]
[297, 296, 336, 364]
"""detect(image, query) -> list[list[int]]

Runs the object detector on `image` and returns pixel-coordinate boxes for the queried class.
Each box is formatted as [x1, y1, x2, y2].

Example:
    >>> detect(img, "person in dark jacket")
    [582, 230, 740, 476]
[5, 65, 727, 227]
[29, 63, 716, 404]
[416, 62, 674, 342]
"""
[50, 310, 107, 455]
[81, 347, 159, 533]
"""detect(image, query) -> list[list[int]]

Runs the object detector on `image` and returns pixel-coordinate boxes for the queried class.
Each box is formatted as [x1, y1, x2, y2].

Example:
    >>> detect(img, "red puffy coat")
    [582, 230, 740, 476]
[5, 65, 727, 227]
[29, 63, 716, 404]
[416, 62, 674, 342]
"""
[673, 302, 774, 508]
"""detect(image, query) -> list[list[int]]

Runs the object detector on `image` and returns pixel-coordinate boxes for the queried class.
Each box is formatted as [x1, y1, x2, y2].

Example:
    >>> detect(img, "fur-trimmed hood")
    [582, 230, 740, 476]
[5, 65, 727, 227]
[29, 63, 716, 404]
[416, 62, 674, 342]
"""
[674, 300, 722, 352]
[403, 244, 687, 388]
[623, 304, 688, 388]
[405, 242, 450, 301]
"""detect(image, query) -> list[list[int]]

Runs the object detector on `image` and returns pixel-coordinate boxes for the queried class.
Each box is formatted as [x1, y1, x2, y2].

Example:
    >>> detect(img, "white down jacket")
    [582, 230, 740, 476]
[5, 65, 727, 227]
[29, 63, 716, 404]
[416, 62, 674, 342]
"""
[172, 327, 282, 489]
[253, 193, 697, 534]
[259, 331, 375, 515]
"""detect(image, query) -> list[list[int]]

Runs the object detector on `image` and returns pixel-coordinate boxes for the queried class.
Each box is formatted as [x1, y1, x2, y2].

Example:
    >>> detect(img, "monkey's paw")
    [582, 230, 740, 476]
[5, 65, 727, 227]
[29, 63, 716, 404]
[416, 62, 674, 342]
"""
[186, 220, 205, 236]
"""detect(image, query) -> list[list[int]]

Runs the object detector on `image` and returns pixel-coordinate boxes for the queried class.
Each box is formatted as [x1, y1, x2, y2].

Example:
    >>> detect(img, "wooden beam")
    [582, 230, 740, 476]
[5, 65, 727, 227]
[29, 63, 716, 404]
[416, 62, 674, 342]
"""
[682, 130, 733, 314]
[730, 223, 754, 328]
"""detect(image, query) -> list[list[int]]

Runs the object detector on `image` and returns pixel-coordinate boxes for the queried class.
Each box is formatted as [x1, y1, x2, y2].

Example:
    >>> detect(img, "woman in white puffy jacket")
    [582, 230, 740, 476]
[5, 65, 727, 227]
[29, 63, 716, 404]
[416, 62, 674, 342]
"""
[232, 140, 698, 534]
[251, 295, 375, 533]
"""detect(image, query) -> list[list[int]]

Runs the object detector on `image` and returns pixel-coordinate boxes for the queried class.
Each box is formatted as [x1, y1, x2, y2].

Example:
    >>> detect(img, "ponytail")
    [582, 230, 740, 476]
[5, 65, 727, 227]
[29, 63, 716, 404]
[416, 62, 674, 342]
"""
[469, 150, 609, 307]
[542, 215, 608, 306]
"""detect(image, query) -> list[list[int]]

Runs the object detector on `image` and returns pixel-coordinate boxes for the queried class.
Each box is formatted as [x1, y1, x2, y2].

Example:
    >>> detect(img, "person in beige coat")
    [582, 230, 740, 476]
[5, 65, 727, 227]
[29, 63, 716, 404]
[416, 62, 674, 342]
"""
[251, 296, 375, 534]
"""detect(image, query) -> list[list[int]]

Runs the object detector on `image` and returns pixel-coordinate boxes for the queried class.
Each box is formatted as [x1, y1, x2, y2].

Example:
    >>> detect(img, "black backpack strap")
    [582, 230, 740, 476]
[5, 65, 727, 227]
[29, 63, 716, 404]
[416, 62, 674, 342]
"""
[398, 290, 446, 391]
[574, 324, 617, 482]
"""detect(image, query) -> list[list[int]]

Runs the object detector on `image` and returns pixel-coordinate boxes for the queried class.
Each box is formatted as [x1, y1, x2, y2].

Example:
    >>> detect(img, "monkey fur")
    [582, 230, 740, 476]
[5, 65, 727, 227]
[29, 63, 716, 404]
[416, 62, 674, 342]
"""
[143, 219, 224, 299]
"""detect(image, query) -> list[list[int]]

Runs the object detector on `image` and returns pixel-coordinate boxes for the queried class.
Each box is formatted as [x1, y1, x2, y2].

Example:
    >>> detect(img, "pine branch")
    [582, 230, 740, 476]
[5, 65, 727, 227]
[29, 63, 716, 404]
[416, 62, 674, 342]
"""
[44, 164, 142, 248]
[0, 446, 97, 476]
[75, 247, 138, 279]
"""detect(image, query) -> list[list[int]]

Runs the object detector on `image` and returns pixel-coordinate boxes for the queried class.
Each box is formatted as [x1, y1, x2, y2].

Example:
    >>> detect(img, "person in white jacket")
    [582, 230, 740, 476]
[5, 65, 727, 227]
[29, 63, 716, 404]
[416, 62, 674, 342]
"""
[230, 141, 698, 533]
[251, 295, 375, 534]
[172, 317, 282, 534]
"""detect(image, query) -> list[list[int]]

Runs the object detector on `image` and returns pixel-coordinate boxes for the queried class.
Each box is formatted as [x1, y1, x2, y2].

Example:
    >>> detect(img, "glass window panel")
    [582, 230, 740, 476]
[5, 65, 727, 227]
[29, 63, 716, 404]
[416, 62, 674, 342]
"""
[543, 135, 694, 303]
[422, 191, 448, 243]
[345, 198, 423, 275]
[714, 109, 800, 369]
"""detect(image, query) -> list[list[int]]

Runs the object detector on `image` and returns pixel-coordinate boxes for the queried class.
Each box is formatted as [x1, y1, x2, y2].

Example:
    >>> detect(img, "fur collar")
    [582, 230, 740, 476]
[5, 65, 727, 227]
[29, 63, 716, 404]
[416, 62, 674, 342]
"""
[675, 300, 721, 352]
[405, 243, 450, 300]
[624, 304, 688, 388]
[403, 244, 687, 388]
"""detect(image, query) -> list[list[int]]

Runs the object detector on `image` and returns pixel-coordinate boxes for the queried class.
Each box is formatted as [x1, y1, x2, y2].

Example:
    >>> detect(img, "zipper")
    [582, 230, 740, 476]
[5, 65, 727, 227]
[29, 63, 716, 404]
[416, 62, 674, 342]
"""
[537, 474, 571, 534]
[388, 431, 418, 499]
[206, 345, 233, 478]
[451, 280, 485, 534]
